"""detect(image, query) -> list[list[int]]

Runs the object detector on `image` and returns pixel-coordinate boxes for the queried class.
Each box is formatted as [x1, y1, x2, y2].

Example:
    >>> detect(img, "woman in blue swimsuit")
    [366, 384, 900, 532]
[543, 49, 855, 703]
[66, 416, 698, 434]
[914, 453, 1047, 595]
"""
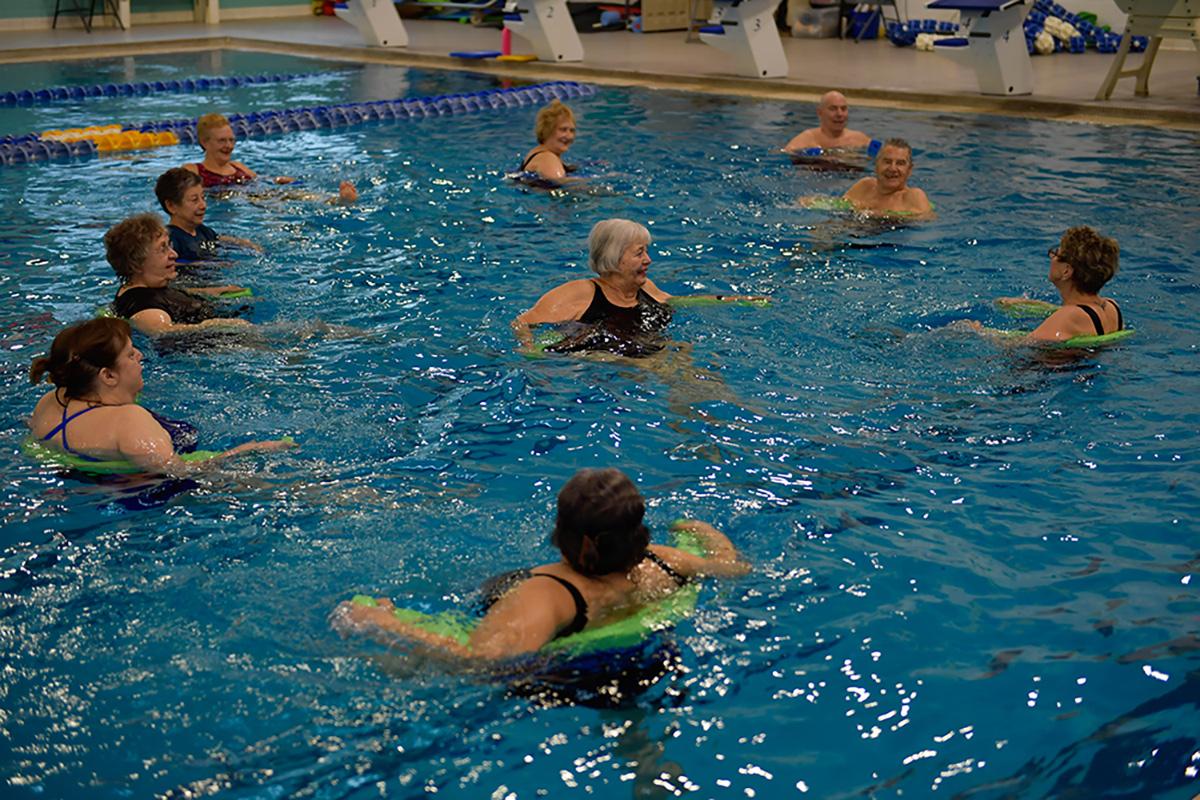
[336, 467, 749, 660]
[28, 318, 291, 473]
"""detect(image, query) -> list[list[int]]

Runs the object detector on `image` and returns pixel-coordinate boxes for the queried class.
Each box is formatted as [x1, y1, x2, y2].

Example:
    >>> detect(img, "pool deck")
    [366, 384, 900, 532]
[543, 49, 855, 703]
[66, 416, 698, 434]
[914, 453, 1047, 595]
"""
[1, 15, 1197, 130]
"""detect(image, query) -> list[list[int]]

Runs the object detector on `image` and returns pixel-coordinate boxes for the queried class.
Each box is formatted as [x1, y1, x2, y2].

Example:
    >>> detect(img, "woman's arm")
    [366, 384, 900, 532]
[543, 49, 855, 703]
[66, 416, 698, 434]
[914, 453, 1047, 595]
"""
[527, 151, 567, 181]
[116, 406, 293, 474]
[511, 280, 593, 346]
[187, 284, 249, 297]
[129, 309, 252, 336]
[663, 520, 750, 578]
[218, 234, 263, 253]
[337, 577, 573, 661]
[995, 297, 1057, 318]
[1027, 306, 1091, 342]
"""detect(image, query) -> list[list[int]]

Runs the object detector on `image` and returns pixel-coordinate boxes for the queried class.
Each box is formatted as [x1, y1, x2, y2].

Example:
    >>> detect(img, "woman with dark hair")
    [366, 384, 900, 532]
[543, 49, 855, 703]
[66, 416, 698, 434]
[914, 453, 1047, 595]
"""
[28, 317, 291, 473]
[336, 468, 749, 660]
[997, 225, 1125, 342]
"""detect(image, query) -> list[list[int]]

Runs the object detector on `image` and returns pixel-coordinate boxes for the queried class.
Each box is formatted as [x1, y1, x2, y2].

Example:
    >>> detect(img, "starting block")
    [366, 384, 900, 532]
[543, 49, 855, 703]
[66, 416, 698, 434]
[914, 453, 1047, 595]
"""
[503, 0, 584, 62]
[699, 0, 789, 78]
[334, 0, 409, 47]
[927, 0, 1033, 95]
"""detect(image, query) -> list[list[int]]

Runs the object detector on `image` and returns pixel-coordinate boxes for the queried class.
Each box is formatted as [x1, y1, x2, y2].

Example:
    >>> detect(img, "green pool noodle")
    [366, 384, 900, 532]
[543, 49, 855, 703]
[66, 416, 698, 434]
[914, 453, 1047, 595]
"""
[352, 524, 707, 658]
[986, 328, 1135, 347]
[24, 434, 294, 475]
[22, 438, 222, 475]
[995, 298, 1058, 319]
[669, 296, 770, 308]
[805, 197, 854, 212]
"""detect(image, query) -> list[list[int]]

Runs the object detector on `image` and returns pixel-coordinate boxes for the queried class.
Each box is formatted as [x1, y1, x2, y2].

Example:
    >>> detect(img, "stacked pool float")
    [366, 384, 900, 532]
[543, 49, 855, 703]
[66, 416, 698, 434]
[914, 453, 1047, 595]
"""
[887, 4, 1147, 55]
[1022, 1, 1148, 55]
[885, 19, 960, 48]
[0, 79, 597, 167]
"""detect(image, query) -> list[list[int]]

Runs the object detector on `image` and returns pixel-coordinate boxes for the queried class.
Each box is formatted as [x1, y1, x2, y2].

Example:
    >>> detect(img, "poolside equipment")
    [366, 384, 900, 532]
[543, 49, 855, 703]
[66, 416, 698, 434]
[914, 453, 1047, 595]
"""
[333, 0, 409, 46]
[348, 525, 705, 660]
[1095, 0, 1199, 99]
[333, 0, 582, 63]
[699, 0, 790, 77]
[503, 0, 585, 62]
[449, 50, 503, 59]
[22, 439, 223, 476]
[926, 0, 1035, 95]
[0, 81, 597, 168]
[497, 54, 539, 61]
[0, 73, 322, 108]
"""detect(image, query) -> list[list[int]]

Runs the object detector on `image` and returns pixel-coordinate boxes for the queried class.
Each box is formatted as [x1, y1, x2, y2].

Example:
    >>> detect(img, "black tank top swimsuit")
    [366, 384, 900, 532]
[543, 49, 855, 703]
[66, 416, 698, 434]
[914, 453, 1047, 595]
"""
[1077, 300, 1123, 335]
[113, 286, 216, 325]
[545, 281, 674, 358]
[518, 148, 577, 177]
[481, 550, 690, 641]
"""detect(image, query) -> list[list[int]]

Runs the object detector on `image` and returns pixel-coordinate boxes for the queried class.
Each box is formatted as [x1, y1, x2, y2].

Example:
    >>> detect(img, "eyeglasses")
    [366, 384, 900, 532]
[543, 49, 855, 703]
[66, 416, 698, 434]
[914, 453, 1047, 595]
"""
[1047, 246, 1061, 260]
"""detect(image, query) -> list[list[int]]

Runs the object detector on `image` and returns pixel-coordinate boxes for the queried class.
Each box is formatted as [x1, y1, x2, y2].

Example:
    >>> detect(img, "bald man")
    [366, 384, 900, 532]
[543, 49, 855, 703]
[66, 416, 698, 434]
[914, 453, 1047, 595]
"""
[783, 91, 873, 152]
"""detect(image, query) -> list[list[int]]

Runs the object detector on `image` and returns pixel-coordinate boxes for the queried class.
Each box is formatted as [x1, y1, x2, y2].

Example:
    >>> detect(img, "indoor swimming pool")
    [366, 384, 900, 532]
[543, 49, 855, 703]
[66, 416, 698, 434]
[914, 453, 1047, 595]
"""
[0, 49, 1197, 799]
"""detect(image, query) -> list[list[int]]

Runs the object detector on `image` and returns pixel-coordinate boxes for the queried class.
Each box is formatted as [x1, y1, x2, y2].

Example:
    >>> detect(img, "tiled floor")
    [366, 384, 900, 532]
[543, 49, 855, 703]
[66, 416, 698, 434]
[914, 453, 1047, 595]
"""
[1, 14, 1197, 129]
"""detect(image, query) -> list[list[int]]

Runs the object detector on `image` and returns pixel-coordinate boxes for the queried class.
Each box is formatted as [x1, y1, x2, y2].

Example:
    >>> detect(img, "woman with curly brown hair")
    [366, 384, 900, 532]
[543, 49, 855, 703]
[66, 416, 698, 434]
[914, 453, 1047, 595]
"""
[997, 225, 1125, 342]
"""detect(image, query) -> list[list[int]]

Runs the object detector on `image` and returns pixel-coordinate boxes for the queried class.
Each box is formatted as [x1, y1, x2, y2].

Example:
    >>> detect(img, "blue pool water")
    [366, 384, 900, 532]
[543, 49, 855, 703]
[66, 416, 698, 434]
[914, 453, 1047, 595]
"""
[1, 50, 1198, 799]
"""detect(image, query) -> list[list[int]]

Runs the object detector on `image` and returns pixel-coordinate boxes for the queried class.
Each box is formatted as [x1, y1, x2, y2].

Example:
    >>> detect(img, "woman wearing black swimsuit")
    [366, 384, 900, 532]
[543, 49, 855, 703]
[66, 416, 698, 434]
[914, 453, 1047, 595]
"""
[335, 468, 749, 660]
[520, 99, 577, 183]
[512, 219, 767, 357]
[106, 213, 250, 337]
[996, 225, 1125, 342]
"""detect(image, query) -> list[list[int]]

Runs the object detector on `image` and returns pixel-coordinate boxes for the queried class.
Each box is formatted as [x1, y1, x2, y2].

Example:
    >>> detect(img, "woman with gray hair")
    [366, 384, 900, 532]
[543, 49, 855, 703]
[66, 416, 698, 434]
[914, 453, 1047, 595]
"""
[513, 219, 766, 357]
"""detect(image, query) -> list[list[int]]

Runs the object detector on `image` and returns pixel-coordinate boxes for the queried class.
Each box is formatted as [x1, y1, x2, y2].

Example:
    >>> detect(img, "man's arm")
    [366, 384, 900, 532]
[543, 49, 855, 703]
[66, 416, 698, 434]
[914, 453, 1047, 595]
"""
[783, 129, 818, 153]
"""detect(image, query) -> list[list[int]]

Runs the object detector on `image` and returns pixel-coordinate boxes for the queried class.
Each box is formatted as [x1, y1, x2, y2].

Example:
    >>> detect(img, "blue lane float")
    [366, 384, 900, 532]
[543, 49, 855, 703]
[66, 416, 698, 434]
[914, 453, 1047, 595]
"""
[0, 72, 325, 107]
[0, 80, 599, 168]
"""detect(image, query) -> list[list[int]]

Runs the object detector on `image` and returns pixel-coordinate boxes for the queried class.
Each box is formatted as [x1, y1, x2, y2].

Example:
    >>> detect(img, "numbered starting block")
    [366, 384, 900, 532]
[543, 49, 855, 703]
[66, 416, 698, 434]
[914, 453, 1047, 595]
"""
[503, 0, 584, 62]
[927, 0, 1034, 95]
[699, 0, 789, 78]
[333, 0, 409, 47]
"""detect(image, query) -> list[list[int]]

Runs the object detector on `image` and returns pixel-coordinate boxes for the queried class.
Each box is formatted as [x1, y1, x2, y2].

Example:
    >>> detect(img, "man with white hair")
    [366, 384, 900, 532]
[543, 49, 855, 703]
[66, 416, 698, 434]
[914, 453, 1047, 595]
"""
[843, 138, 933, 217]
[783, 90, 873, 152]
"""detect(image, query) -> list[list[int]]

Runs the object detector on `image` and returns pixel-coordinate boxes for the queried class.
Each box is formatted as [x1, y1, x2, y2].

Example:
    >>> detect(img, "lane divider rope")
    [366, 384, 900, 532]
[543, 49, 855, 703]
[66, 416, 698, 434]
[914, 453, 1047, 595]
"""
[0, 80, 598, 166]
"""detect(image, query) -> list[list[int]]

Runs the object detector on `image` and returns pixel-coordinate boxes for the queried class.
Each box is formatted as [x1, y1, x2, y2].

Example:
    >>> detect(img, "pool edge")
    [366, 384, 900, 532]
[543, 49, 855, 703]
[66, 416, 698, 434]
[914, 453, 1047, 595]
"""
[1, 35, 1196, 132]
